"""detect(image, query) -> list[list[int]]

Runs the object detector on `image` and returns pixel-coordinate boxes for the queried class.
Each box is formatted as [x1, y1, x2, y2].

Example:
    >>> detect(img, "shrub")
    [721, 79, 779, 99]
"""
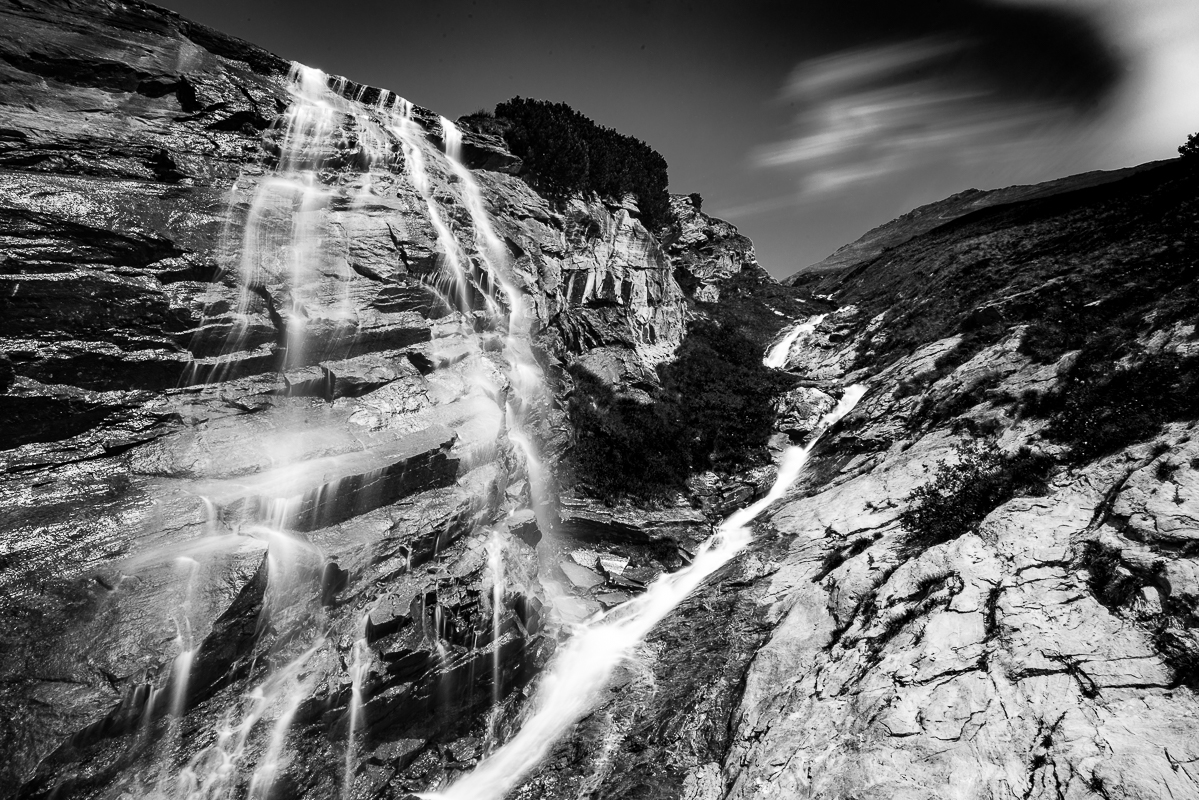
[1181, 132, 1199, 160]
[1035, 342, 1199, 463]
[899, 443, 1054, 551]
[484, 98, 672, 229]
[457, 107, 507, 139]
[659, 319, 797, 471]
[1017, 302, 1090, 363]
[566, 368, 691, 501]
[894, 375, 928, 399]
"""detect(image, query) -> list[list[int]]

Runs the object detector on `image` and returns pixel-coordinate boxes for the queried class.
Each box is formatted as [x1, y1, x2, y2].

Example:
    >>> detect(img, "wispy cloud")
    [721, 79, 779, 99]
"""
[757, 37, 1084, 197]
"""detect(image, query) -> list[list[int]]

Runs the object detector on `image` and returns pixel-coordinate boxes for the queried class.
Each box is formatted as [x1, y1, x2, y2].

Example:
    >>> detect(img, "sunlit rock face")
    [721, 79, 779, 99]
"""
[466, 165, 1199, 799]
[662, 193, 761, 303]
[710, 162, 1199, 800]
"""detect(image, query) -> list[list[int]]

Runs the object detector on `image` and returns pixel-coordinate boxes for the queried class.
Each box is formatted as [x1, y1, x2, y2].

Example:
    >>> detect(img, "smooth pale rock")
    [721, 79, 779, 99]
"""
[597, 553, 630, 576]
[774, 386, 835, 441]
[723, 355, 1199, 800]
[595, 592, 630, 609]
[570, 548, 602, 569]
[560, 561, 605, 590]
[662, 193, 760, 302]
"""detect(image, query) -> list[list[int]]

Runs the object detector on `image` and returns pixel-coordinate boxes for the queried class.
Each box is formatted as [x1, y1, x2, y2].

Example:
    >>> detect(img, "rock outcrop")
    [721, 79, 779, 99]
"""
[717, 158, 1199, 800]
[662, 193, 760, 303]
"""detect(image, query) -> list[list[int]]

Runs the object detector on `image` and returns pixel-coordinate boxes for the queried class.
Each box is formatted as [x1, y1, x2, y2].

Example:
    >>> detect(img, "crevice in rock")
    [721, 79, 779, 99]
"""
[1022, 712, 1068, 800]
[248, 284, 287, 350]
[351, 261, 387, 282]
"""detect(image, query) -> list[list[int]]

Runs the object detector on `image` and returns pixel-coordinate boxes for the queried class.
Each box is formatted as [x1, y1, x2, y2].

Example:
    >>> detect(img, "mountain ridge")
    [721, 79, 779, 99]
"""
[788, 158, 1173, 281]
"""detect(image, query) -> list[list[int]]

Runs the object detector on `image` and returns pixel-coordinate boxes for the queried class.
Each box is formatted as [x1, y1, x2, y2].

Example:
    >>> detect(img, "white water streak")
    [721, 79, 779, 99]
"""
[388, 102, 474, 314]
[440, 117, 555, 538]
[343, 623, 370, 800]
[764, 313, 827, 369]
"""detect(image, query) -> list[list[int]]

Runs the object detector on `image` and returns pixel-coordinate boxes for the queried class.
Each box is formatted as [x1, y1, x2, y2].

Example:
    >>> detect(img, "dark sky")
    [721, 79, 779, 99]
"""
[160, 0, 1199, 278]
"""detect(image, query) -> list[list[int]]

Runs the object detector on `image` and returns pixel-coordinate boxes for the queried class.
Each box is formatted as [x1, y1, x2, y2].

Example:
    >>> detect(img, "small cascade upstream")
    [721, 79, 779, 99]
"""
[428, 381, 867, 800]
[764, 313, 827, 369]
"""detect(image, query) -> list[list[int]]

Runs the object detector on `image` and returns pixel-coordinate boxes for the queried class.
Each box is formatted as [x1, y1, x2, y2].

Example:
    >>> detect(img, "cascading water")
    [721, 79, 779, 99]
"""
[387, 100, 479, 315]
[127, 64, 416, 799]
[439, 116, 555, 536]
[427, 380, 868, 800]
[342, 619, 370, 800]
[486, 530, 506, 708]
[764, 313, 828, 370]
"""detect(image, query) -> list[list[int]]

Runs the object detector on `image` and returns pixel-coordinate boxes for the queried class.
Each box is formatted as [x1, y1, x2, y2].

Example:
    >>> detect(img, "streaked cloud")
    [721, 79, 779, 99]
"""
[756, 37, 1084, 197]
[753, 0, 1199, 206]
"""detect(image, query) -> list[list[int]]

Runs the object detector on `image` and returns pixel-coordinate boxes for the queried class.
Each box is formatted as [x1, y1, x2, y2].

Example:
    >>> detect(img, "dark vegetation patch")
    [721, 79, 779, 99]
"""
[693, 265, 822, 350]
[567, 319, 797, 501]
[909, 370, 1005, 433]
[564, 246, 819, 501]
[899, 443, 1054, 552]
[1021, 338, 1199, 463]
[813, 533, 878, 583]
[1181, 132, 1199, 160]
[460, 100, 670, 230]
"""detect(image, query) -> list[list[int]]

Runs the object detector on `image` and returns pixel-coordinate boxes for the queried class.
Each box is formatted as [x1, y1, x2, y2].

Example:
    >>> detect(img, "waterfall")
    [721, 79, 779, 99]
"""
[66, 56, 846, 799]
[438, 117, 554, 533]
[387, 100, 477, 315]
[486, 528, 507, 744]
[764, 313, 827, 369]
[426, 383, 868, 800]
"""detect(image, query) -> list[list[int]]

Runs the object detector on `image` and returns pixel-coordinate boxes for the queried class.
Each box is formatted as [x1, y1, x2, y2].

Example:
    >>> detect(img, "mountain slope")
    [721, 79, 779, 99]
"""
[717, 154, 1199, 800]
[789, 159, 1170, 279]
[0, 1, 800, 796]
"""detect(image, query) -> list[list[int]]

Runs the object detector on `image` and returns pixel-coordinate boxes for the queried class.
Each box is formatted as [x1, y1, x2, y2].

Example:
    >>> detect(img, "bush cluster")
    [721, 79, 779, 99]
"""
[567, 319, 797, 500]
[1028, 340, 1199, 463]
[899, 444, 1053, 551]
[567, 370, 690, 499]
[1181, 132, 1199, 160]
[464, 99, 671, 229]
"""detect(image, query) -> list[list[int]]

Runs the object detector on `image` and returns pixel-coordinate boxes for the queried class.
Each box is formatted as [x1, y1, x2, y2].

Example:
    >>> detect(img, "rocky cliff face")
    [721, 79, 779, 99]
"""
[0, 0, 745, 796]
[4, 2, 1199, 799]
